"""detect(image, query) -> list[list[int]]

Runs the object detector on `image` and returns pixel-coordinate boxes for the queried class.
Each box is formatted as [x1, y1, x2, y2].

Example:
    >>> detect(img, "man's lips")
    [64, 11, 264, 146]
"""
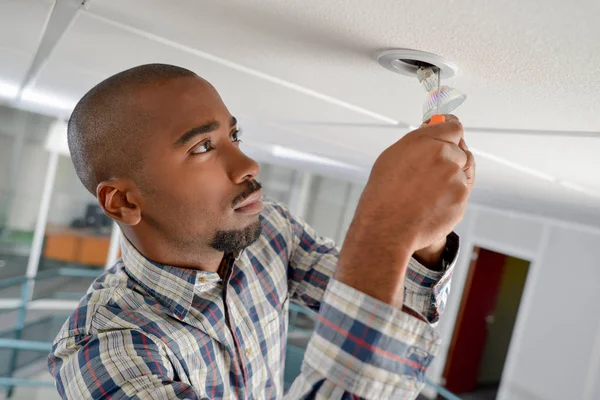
[233, 189, 263, 211]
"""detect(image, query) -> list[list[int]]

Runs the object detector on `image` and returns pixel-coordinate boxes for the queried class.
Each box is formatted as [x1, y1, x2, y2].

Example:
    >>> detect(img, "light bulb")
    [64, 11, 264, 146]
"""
[418, 67, 466, 122]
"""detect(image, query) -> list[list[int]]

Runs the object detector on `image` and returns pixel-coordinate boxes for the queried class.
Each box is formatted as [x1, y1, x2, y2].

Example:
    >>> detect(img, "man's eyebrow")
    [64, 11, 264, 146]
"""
[230, 116, 237, 127]
[174, 121, 220, 148]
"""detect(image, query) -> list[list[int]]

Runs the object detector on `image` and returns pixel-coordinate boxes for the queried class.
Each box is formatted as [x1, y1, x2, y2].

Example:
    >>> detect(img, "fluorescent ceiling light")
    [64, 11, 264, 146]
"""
[0, 81, 19, 99]
[20, 89, 77, 111]
[272, 145, 362, 170]
[470, 147, 556, 182]
[559, 181, 600, 199]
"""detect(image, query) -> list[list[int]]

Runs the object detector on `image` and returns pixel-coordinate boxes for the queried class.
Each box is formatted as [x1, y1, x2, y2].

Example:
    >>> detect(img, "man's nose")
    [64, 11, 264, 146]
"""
[225, 145, 260, 184]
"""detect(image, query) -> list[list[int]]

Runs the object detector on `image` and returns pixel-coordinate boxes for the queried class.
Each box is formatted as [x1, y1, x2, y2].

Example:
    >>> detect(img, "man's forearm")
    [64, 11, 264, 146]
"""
[333, 216, 414, 307]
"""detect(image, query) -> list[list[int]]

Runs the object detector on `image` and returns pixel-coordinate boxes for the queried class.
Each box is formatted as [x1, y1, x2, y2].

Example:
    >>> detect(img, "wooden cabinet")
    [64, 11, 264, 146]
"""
[44, 228, 112, 267]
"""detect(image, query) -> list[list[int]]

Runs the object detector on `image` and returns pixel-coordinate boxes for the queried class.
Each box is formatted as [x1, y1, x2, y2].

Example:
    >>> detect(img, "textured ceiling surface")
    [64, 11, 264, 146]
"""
[87, 0, 600, 131]
[1, 0, 600, 226]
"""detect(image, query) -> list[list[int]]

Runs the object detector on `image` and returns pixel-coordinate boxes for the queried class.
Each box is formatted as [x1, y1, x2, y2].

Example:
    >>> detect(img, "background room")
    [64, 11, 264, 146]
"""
[1, 1, 599, 399]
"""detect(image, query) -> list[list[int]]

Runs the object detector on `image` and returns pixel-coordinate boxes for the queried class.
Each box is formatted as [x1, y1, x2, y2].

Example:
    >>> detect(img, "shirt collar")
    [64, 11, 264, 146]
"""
[120, 236, 217, 321]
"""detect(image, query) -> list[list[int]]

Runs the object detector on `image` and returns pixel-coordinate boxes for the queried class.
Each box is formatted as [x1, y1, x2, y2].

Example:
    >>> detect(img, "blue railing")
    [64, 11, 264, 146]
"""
[0, 377, 54, 388]
[0, 267, 101, 291]
[425, 377, 463, 400]
[0, 267, 103, 397]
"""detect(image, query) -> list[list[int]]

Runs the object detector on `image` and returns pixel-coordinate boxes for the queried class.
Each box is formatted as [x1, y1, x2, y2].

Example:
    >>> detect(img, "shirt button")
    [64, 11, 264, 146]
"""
[198, 276, 208, 283]
[245, 348, 252, 358]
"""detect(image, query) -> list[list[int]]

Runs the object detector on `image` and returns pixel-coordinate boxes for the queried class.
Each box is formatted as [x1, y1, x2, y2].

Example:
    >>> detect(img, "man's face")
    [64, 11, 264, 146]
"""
[132, 76, 263, 254]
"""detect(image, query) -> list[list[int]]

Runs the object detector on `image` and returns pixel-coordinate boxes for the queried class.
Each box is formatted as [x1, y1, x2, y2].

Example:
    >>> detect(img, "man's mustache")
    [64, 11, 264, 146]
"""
[232, 180, 263, 208]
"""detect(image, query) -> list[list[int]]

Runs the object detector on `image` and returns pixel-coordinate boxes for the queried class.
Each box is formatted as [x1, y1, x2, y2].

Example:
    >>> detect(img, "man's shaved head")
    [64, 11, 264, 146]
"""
[67, 63, 263, 268]
[68, 63, 197, 195]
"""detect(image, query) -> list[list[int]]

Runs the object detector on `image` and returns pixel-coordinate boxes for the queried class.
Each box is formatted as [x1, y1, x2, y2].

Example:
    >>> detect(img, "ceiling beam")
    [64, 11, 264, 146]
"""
[15, 0, 89, 100]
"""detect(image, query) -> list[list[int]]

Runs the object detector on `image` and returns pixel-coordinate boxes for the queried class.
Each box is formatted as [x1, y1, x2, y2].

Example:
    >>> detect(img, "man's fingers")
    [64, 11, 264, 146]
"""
[420, 114, 459, 127]
[464, 150, 475, 185]
[419, 118, 464, 145]
[459, 139, 476, 186]
[442, 143, 468, 169]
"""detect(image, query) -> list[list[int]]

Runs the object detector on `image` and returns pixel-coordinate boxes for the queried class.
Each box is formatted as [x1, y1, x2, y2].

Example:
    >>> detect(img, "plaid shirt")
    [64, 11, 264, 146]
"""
[48, 199, 456, 399]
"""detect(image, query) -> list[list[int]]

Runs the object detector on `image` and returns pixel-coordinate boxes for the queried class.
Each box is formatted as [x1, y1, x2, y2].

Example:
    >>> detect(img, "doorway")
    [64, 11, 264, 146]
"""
[442, 247, 530, 399]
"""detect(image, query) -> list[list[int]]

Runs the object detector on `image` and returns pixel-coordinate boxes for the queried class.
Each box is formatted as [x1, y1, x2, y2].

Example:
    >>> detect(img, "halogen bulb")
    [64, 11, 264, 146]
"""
[418, 67, 466, 122]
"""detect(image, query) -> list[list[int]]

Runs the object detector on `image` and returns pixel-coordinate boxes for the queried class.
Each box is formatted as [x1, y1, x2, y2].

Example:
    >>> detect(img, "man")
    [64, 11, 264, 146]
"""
[48, 63, 474, 399]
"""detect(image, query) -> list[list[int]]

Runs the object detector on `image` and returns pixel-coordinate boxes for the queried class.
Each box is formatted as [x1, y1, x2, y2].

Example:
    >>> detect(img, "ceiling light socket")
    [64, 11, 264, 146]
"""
[377, 49, 460, 79]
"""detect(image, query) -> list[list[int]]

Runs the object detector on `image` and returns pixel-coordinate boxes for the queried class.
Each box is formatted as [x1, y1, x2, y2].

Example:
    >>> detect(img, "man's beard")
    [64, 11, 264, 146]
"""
[210, 179, 263, 253]
[210, 220, 262, 253]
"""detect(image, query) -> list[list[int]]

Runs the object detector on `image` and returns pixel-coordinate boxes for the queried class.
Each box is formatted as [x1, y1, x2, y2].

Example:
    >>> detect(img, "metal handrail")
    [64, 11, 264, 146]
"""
[0, 338, 52, 352]
[0, 267, 102, 290]
[425, 377, 463, 400]
[0, 276, 27, 291]
[0, 377, 54, 388]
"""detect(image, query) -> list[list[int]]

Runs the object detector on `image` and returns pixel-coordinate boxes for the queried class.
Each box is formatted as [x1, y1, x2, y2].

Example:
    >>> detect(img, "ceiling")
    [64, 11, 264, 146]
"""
[1, 0, 600, 226]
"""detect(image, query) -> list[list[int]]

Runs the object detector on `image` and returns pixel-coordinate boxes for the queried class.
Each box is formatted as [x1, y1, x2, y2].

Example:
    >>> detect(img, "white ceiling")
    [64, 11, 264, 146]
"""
[1, 0, 600, 226]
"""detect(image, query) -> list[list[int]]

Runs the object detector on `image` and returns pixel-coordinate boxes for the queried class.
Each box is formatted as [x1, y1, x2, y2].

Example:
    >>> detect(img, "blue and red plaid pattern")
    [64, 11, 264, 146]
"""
[48, 199, 456, 399]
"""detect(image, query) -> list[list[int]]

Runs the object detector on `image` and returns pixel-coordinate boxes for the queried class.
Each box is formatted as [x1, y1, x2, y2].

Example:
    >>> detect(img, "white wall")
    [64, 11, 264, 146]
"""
[426, 204, 600, 400]
[305, 176, 352, 242]
[0, 135, 14, 190]
[47, 155, 96, 228]
[0, 106, 93, 231]
[507, 224, 600, 400]
[0, 135, 15, 223]
[5, 140, 49, 231]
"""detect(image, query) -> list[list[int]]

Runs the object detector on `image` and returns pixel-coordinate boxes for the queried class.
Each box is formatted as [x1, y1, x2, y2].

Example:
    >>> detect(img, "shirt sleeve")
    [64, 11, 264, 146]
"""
[285, 279, 441, 399]
[48, 330, 205, 400]
[273, 200, 458, 324]
[271, 199, 459, 398]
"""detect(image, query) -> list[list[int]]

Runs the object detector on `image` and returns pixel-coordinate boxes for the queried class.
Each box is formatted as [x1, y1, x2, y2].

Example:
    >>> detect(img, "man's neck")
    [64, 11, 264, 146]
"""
[122, 228, 224, 273]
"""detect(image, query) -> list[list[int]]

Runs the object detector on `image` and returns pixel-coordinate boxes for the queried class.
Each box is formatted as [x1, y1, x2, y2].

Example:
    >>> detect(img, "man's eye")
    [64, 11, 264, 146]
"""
[231, 129, 243, 143]
[191, 140, 212, 154]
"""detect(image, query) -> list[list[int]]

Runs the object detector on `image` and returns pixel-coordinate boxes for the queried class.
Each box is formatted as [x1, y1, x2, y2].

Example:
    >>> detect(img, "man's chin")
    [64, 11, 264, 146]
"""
[210, 220, 262, 253]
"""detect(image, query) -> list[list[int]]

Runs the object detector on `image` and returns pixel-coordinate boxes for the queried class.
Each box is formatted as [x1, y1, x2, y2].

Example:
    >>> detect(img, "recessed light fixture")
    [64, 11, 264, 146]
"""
[378, 49, 466, 121]
[377, 49, 461, 79]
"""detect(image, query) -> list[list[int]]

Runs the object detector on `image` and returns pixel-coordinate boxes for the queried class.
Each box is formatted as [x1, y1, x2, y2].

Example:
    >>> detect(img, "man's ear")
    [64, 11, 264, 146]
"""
[96, 180, 142, 226]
